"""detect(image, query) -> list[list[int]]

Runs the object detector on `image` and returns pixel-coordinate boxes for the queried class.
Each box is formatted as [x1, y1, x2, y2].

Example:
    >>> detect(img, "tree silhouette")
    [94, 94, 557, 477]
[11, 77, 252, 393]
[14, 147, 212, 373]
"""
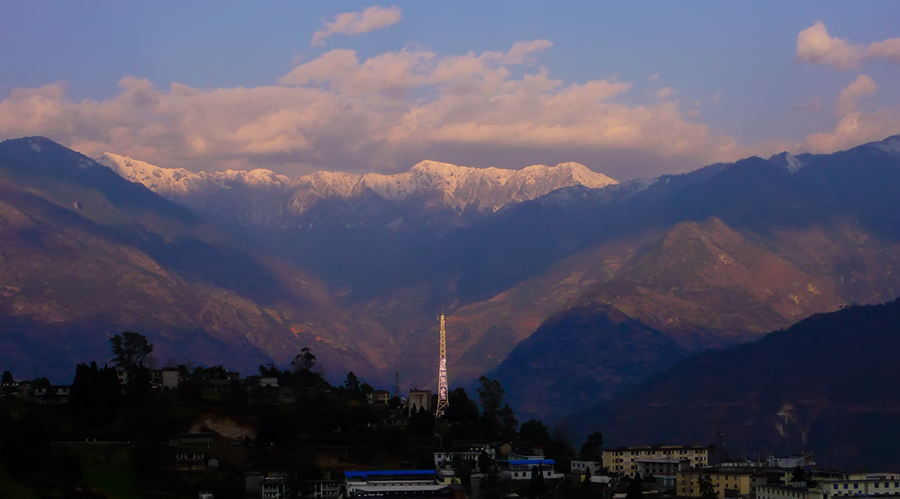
[109, 332, 154, 371]
[627, 473, 643, 499]
[581, 431, 604, 460]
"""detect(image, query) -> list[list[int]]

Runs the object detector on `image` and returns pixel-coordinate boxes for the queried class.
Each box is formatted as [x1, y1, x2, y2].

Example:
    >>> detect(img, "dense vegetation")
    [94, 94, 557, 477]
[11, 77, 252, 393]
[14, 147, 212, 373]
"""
[0, 334, 605, 499]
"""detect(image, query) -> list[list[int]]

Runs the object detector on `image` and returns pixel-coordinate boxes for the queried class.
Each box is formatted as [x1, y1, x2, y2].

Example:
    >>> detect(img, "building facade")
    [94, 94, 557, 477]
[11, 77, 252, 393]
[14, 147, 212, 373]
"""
[500, 459, 563, 481]
[434, 446, 496, 471]
[344, 470, 454, 497]
[677, 468, 768, 498]
[572, 460, 601, 476]
[637, 458, 690, 487]
[603, 445, 708, 477]
[408, 390, 433, 415]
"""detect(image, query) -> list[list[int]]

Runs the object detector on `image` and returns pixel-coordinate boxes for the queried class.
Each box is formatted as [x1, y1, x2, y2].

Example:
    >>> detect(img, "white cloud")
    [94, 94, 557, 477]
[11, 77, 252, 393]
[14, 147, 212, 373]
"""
[648, 73, 660, 82]
[802, 74, 900, 153]
[797, 21, 900, 70]
[311, 5, 402, 46]
[0, 40, 743, 180]
[654, 87, 675, 99]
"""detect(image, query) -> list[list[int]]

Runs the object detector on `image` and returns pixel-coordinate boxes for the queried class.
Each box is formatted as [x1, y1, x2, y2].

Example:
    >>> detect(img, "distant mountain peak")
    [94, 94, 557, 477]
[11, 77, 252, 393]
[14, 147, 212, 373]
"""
[873, 134, 900, 155]
[0, 136, 100, 172]
[95, 153, 619, 226]
[767, 152, 806, 173]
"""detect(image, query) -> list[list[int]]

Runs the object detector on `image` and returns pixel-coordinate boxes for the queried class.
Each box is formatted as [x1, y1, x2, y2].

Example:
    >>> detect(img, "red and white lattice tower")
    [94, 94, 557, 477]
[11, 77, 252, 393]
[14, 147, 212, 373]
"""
[435, 313, 449, 417]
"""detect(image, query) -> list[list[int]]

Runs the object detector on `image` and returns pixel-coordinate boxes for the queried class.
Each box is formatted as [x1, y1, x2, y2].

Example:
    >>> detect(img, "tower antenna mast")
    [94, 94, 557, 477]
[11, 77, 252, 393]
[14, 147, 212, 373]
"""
[436, 312, 449, 417]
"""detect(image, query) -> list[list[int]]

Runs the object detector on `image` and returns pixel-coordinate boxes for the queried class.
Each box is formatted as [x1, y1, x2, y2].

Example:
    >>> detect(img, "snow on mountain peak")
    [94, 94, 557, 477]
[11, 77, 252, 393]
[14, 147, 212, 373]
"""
[97, 152, 619, 219]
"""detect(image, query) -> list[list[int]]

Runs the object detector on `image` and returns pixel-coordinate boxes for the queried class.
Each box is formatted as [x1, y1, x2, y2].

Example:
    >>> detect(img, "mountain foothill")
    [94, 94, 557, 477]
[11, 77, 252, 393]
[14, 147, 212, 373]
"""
[3, 134, 900, 468]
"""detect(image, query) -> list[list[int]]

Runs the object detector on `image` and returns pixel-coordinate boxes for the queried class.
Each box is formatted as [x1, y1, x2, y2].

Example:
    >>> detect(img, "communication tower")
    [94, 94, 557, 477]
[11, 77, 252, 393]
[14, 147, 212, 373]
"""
[435, 313, 449, 417]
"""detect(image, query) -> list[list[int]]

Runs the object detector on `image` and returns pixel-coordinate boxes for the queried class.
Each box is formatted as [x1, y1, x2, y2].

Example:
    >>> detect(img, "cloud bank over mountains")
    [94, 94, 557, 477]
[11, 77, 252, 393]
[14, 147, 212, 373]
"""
[794, 22, 900, 154]
[0, 13, 898, 180]
[0, 39, 738, 180]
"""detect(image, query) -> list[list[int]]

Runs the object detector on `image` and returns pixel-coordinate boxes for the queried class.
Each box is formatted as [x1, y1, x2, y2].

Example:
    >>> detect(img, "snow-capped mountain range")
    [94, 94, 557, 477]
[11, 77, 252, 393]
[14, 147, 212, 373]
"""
[95, 153, 618, 227]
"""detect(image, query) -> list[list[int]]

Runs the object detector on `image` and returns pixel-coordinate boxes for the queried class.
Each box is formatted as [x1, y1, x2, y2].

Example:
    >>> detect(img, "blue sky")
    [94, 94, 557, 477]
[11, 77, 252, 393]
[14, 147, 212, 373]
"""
[1, 1, 899, 180]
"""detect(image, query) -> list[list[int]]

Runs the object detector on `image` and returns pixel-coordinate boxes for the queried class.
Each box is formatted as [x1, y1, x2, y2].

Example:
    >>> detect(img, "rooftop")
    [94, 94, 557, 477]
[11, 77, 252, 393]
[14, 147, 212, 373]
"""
[344, 470, 435, 478]
[605, 445, 707, 452]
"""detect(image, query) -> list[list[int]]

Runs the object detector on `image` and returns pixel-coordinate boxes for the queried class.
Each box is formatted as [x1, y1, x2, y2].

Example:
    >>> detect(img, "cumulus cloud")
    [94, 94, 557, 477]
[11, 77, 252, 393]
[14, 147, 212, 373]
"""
[797, 21, 900, 70]
[311, 5, 402, 46]
[803, 74, 900, 153]
[0, 40, 742, 180]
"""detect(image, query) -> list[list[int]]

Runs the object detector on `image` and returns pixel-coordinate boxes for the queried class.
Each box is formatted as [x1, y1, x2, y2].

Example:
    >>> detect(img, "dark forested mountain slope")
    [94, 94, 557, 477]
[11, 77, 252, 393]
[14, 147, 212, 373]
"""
[0, 137, 394, 381]
[490, 303, 685, 422]
[566, 298, 900, 471]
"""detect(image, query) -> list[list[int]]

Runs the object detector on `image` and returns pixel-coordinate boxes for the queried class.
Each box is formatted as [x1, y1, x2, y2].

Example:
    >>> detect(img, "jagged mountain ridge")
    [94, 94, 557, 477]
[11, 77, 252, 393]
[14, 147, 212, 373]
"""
[95, 153, 618, 227]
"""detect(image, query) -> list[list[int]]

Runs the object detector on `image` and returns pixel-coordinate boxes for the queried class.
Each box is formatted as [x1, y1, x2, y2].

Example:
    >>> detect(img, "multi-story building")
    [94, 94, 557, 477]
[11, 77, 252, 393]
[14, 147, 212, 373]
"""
[603, 445, 708, 477]
[677, 468, 768, 498]
[261, 473, 294, 499]
[434, 445, 496, 471]
[637, 458, 690, 487]
[309, 479, 343, 498]
[757, 474, 900, 499]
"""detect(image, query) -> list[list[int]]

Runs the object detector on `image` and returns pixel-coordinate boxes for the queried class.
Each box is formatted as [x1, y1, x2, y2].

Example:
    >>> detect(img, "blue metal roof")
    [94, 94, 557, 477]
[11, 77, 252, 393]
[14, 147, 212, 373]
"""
[344, 470, 436, 478]
[509, 459, 556, 465]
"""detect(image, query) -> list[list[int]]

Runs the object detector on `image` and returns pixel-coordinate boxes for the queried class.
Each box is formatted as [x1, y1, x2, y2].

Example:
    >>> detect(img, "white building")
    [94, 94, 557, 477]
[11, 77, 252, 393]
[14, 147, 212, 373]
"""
[344, 470, 452, 497]
[408, 390, 432, 415]
[769, 455, 816, 469]
[501, 459, 564, 481]
[757, 473, 900, 499]
[434, 446, 496, 471]
[572, 460, 601, 475]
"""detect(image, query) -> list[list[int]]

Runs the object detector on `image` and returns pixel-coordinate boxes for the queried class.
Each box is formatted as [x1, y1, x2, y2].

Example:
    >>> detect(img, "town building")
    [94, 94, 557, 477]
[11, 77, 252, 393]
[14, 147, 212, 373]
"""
[408, 390, 433, 415]
[434, 445, 496, 471]
[260, 472, 295, 499]
[344, 470, 456, 497]
[677, 467, 768, 498]
[757, 474, 900, 499]
[151, 368, 181, 390]
[572, 460, 601, 475]
[367, 389, 391, 405]
[309, 479, 343, 498]
[636, 458, 691, 487]
[769, 455, 816, 469]
[603, 445, 708, 477]
[168, 433, 214, 446]
[175, 452, 207, 470]
[33, 385, 71, 404]
[500, 458, 563, 481]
